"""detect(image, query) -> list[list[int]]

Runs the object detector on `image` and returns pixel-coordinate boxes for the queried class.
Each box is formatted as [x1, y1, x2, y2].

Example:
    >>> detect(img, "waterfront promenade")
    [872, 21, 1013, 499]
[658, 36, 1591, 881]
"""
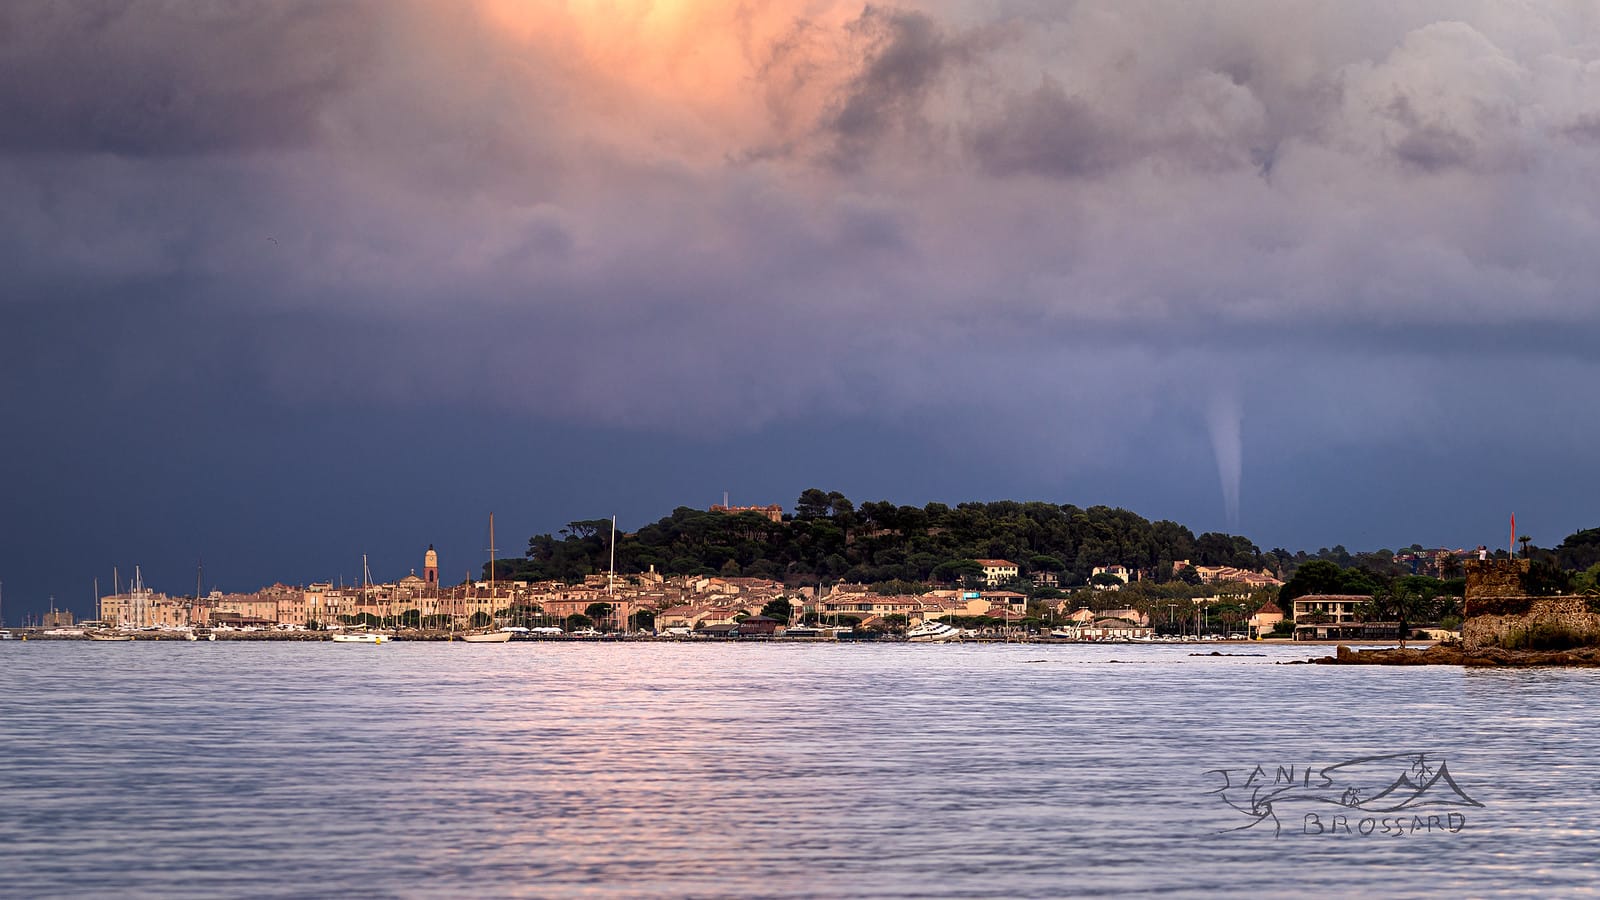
[0, 627, 1413, 647]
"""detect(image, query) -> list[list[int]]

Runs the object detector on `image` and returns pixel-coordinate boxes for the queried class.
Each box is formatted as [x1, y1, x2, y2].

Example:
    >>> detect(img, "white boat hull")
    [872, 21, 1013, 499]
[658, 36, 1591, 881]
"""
[460, 630, 513, 643]
[331, 633, 389, 644]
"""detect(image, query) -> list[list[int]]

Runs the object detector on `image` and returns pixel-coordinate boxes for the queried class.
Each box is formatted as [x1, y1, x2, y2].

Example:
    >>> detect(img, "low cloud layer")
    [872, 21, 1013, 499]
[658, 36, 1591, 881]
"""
[6, 0, 1600, 524]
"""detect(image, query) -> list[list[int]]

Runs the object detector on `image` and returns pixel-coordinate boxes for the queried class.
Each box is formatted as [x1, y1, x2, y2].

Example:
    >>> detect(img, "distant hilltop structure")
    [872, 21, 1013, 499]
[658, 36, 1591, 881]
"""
[710, 502, 784, 523]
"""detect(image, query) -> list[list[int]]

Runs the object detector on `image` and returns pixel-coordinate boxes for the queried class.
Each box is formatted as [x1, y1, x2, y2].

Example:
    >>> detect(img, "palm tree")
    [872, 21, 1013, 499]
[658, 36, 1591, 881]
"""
[1376, 585, 1432, 649]
[1518, 535, 1533, 559]
[1439, 554, 1463, 581]
[1353, 599, 1378, 624]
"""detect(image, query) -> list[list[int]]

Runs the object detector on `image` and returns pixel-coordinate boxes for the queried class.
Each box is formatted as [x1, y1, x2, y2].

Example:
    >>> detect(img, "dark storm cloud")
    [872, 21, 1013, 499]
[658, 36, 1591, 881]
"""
[5, 0, 1600, 620]
[756, 5, 1015, 168]
[0, 0, 378, 155]
[970, 79, 1123, 178]
[1390, 122, 1477, 173]
[826, 7, 956, 159]
[1563, 114, 1600, 144]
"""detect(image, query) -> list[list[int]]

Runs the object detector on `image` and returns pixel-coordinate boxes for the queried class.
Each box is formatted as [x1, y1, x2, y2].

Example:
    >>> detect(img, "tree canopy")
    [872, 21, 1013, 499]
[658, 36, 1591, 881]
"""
[508, 491, 1269, 589]
[505, 494, 1600, 634]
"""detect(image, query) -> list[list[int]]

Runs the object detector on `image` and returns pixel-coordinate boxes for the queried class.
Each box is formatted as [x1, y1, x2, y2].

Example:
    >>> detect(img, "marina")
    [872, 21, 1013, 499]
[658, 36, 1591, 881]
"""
[0, 625, 1315, 645]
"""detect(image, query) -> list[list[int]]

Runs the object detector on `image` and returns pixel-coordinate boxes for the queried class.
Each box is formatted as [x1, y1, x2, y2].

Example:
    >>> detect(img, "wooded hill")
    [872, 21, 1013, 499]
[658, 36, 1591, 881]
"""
[505, 489, 1276, 590]
[503, 491, 1600, 602]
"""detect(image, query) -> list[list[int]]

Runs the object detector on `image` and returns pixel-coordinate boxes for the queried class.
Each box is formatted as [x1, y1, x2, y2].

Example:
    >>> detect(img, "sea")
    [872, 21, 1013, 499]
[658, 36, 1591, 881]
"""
[2, 640, 1598, 898]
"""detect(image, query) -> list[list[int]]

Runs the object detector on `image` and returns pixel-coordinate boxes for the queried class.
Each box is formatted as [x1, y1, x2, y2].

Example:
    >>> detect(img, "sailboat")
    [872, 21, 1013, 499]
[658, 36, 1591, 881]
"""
[332, 555, 389, 644]
[186, 563, 215, 641]
[462, 513, 512, 642]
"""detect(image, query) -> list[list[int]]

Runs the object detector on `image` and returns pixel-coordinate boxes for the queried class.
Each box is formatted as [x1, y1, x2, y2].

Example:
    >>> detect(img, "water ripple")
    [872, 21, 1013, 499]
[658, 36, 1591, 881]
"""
[1, 642, 1594, 897]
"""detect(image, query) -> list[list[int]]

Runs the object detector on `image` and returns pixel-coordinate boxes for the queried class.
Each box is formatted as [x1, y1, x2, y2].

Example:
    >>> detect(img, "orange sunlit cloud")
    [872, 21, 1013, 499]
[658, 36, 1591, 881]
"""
[471, 0, 863, 157]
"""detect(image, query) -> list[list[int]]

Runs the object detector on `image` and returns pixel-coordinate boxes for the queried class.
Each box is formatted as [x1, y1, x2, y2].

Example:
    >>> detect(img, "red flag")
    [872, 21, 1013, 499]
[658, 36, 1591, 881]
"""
[1510, 513, 1516, 556]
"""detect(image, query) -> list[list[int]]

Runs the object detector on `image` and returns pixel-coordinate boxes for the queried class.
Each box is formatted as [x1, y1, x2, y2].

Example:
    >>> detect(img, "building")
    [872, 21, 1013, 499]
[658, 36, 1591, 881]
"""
[820, 592, 921, 621]
[1058, 605, 1148, 627]
[659, 603, 751, 630]
[1100, 607, 1150, 627]
[1292, 594, 1389, 640]
[1194, 566, 1284, 588]
[975, 559, 1019, 587]
[42, 608, 75, 628]
[424, 545, 439, 590]
[709, 503, 784, 523]
[1080, 618, 1155, 640]
[206, 585, 301, 626]
[1248, 599, 1284, 638]
[1091, 565, 1133, 585]
[981, 591, 1028, 617]
[100, 589, 189, 628]
[737, 615, 779, 636]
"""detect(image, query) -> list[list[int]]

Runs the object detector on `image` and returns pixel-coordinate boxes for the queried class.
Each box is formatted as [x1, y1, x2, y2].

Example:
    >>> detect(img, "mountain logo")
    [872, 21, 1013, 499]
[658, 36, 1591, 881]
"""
[1206, 752, 1484, 837]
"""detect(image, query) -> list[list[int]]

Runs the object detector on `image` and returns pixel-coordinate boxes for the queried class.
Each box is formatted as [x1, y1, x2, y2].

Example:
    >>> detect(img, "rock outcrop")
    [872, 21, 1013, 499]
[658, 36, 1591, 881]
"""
[1304, 643, 1600, 667]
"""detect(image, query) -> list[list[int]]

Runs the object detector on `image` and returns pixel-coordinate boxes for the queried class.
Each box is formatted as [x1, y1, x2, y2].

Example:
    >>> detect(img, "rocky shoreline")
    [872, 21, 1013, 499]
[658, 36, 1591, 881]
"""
[1303, 643, 1600, 667]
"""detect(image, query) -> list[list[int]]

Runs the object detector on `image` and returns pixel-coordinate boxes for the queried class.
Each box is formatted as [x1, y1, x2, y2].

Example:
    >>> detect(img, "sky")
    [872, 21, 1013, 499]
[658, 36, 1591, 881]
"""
[4, 1, 1600, 621]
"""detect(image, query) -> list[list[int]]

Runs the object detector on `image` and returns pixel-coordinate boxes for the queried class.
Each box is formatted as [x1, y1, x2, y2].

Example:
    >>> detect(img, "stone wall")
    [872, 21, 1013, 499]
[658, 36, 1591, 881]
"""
[1464, 559, 1530, 601]
[1459, 559, 1600, 651]
[1463, 596, 1600, 652]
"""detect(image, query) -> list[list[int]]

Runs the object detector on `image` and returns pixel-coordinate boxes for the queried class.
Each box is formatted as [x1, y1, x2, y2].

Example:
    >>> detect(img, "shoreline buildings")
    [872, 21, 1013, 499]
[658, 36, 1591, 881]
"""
[90, 545, 1084, 633]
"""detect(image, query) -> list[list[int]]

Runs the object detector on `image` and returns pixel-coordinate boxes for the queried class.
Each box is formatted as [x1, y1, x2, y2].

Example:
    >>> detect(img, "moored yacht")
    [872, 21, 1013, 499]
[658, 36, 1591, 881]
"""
[333, 556, 392, 644]
[331, 629, 388, 644]
[906, 621, 963, 643]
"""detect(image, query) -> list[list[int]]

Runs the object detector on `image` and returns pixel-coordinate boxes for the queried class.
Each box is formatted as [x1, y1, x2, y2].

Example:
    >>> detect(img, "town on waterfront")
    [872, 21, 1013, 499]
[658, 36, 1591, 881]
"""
[11, 492, 1598, 649]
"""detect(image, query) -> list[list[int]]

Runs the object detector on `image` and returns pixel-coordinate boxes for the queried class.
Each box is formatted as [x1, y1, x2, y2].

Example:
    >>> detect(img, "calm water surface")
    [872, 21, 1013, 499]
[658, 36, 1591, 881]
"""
[3, 641, 1600, 897]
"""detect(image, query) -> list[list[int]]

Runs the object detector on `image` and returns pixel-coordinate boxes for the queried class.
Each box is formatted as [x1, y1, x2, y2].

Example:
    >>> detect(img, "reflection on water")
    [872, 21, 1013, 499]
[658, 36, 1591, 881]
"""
[3, 642, 1599, 897]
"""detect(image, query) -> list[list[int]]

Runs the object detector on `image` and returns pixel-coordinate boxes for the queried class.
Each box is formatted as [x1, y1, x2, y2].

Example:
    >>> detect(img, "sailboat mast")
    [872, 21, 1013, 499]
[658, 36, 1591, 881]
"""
[609, 515, 618, 631]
